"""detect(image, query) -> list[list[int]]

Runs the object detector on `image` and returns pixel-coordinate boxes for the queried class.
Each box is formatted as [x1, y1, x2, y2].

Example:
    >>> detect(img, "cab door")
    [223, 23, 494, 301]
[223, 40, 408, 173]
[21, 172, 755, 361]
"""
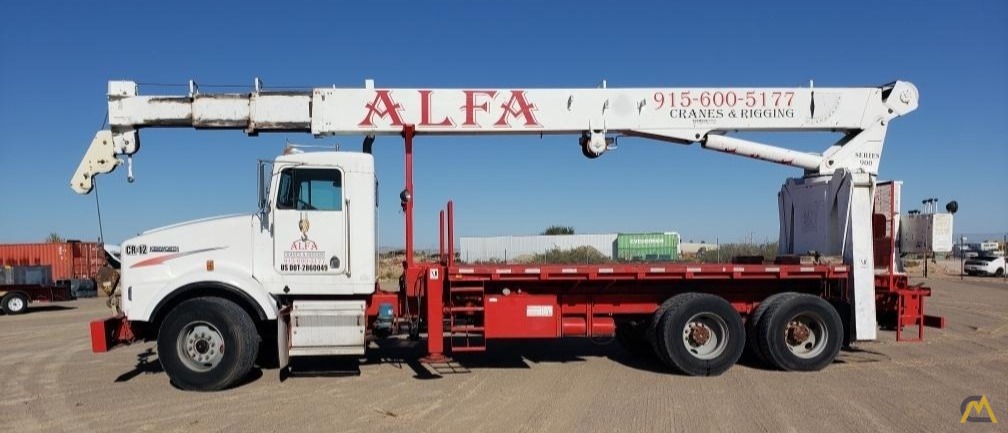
[272, 166, 349, 292]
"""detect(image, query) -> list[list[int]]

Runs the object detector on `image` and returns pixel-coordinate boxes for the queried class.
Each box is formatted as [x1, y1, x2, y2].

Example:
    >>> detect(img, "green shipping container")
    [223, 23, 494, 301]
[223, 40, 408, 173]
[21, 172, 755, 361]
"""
[616, 232, 680, 262]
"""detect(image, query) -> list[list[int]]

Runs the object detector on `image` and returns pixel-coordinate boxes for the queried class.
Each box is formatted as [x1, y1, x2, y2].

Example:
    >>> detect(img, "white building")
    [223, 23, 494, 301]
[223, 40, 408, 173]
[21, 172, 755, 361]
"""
[680, 242, 720, 256]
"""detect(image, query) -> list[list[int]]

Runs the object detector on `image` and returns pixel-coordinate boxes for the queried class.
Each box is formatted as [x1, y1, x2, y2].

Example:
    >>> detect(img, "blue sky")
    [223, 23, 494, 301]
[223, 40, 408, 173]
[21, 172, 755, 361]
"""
[0, 0, 1005, 247]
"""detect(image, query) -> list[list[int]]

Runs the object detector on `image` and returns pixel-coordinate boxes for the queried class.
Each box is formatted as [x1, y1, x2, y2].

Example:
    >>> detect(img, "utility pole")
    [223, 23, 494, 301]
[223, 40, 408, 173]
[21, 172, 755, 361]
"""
[960, 235, 967, 281]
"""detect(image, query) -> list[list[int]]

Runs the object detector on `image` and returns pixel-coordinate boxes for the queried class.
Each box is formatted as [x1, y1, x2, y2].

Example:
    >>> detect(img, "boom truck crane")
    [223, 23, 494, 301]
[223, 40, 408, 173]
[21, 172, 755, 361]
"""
[75, 78, 943, 391]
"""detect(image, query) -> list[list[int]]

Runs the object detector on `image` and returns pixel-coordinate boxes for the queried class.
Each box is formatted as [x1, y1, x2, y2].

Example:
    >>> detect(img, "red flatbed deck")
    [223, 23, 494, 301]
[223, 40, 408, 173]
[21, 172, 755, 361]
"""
[446, 262, 849, 282]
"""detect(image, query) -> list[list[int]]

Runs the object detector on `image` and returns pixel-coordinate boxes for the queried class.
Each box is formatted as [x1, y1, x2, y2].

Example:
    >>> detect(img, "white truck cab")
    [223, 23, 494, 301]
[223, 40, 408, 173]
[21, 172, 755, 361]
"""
[118, 151, 376, 323]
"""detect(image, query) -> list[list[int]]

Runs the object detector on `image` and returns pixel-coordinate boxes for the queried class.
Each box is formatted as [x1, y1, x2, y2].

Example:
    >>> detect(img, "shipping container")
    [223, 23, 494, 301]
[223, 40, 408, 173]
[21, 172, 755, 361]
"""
[616, 232, 680, 261]
[0, 241, 105, 281]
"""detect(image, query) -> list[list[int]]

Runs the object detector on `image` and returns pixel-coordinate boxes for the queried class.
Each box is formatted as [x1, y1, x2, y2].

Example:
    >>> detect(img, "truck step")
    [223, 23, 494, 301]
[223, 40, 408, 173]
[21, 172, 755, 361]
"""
[450, 326, 485, 333]
[449, 286, 485, 293]
[450, 346, 486, 353]
[447, 306, 484, 313]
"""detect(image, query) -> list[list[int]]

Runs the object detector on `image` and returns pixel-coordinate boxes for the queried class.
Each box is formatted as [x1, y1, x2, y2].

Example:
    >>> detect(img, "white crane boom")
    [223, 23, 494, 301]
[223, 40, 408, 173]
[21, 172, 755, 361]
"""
[72, 79, 918, 194]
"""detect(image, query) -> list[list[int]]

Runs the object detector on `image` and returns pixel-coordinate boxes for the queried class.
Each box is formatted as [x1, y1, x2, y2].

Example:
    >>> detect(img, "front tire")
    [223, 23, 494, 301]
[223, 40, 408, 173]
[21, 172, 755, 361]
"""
[2, 292, 29, 315]
[157, 297, 261, 391]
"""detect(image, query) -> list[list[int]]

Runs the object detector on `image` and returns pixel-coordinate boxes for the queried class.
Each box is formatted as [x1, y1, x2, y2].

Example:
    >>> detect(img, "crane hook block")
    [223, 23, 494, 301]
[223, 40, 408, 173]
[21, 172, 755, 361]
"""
[70, 129, 138, 194]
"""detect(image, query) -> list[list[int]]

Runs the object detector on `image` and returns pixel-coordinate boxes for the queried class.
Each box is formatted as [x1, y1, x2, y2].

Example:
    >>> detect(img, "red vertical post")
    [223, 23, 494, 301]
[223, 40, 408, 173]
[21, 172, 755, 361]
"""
[447, 200, 455, 267]
[403, 125, 416, 268]
[424, 268, 445, 360]
[439, 210, 445, 264]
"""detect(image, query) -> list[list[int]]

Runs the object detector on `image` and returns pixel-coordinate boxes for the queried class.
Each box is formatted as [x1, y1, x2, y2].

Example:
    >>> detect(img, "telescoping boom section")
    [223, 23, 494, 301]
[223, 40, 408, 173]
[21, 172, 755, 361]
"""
[73, 80, 917, 194]
[75, 78, 942, 392]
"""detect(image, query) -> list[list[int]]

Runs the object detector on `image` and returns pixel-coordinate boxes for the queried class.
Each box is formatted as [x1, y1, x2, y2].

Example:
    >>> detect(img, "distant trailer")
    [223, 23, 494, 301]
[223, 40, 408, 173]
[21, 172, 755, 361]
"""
[0, 284, 73, 315]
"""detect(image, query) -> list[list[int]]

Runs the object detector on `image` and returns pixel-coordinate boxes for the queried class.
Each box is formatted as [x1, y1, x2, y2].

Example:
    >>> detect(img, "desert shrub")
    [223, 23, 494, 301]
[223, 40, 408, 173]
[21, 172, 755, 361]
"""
[695, 242, 778, 263]
[533, 246, 611, 264]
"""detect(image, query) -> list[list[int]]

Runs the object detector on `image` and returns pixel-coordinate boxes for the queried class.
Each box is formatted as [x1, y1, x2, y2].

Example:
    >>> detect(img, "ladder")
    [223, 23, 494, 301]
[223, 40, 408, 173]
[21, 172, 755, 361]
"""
[446, 280, 486, 352]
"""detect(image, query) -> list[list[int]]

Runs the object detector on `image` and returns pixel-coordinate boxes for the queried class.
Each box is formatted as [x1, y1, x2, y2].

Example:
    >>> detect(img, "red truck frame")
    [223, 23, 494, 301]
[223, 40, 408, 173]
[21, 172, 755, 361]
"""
[389, 126, 944, 362]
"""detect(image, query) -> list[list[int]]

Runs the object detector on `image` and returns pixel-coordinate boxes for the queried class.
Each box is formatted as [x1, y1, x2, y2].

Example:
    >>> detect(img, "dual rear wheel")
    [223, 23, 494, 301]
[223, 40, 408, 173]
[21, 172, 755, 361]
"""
[616, 292, 842, 375]
[750, 293, 843, 371]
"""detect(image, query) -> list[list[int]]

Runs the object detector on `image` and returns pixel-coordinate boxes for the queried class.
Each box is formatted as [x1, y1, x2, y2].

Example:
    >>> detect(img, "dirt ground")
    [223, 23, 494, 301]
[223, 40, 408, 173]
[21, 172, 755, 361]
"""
[2, 271, 1007, 433]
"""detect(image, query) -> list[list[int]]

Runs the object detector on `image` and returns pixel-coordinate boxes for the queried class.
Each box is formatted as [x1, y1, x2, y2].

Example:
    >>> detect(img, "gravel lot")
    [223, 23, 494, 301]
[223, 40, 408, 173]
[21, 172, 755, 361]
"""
[2, 272, 1007, 433]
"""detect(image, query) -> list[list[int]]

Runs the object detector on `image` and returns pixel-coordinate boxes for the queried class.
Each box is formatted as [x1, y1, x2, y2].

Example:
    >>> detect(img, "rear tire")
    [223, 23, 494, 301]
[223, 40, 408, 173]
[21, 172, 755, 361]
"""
[2, 292, 29, 315]
[654, 293, 745, 376]
[746, 292, 800, 365]
[648, 293, 702, 366]
[157, 297, 261, 391]
[755, 294, 842, 371]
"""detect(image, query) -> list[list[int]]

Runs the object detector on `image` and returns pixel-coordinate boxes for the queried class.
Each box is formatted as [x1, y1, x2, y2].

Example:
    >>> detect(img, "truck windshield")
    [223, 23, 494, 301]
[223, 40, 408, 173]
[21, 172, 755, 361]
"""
[276, 168, 343, 211]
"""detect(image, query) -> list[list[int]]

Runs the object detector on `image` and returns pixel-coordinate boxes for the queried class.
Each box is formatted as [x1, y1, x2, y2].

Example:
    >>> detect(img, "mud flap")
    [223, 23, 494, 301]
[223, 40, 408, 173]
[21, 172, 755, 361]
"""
[278, 306, 291, 370]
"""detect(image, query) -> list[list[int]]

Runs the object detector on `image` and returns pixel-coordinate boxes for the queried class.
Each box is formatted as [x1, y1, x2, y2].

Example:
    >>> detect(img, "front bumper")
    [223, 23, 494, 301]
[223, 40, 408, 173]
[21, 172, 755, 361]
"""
[89, 315, 136, 352]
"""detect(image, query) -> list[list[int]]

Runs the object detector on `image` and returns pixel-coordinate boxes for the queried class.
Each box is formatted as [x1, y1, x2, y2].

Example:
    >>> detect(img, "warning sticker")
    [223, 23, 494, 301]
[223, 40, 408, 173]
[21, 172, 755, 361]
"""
[526, 305, 553, 317]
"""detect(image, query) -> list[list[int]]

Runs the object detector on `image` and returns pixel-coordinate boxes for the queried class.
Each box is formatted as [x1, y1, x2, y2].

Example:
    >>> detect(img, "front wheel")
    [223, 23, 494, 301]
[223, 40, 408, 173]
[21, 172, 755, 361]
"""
[157, 297, 261, 391]
[995, 268, 1004, 277]
[2, 292, 29, 314]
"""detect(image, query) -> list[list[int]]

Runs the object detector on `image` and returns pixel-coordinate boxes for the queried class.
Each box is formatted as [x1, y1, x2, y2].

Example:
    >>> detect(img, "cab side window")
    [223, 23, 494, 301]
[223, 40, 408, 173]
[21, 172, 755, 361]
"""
[276, 168, 343, 211]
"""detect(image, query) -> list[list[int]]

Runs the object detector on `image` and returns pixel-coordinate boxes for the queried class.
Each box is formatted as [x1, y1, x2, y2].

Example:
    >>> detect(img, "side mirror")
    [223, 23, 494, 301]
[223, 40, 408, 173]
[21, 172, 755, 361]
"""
[257, 160, 272, 210]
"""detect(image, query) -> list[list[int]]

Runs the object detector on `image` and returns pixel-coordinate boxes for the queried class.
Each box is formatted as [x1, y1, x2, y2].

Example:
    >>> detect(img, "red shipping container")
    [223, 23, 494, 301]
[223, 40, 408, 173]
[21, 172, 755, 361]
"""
[0, 241, 106, 281]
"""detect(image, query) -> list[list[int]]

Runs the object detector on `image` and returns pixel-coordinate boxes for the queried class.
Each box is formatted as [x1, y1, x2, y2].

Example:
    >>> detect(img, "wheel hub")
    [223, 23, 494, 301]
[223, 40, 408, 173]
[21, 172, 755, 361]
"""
[784, 313, 829, 360]
[681, 313, 729, 361]
[177, 323, 225, 372]
[687, 324, 712, 346]
[786, 321, 811, 345]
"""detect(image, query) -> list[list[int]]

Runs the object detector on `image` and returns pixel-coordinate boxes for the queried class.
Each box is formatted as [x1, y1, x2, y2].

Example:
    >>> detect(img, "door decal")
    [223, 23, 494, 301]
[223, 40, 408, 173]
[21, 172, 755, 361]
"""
[280, 214, 328, 272]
